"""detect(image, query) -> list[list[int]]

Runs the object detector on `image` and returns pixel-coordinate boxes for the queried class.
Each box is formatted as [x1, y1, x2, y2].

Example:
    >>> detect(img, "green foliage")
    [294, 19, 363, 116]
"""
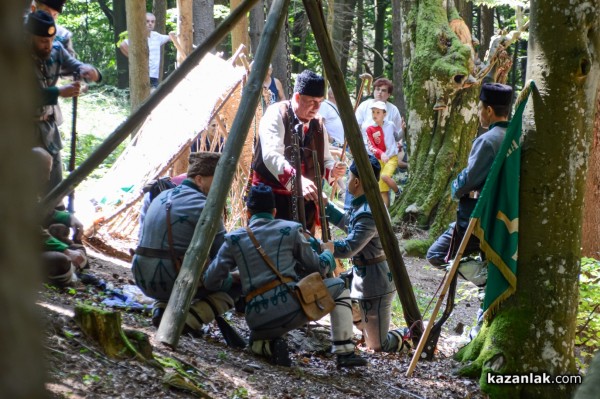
[231, 387, 249, 399]
[576, 257, 600, 369]
[59, 0, 118, 85]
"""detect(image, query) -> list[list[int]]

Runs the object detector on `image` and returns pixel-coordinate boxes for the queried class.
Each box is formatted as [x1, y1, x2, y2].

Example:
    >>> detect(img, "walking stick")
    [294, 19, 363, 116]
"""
[406, 218, 477, 377]
[67, 72, 80, 215]
[330, 73, 372, 200]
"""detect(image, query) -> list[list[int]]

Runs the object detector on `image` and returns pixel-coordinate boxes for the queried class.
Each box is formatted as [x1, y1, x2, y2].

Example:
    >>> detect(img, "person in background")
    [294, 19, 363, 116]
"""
[262, 64, 286, 105]
[119, 12, 174, 89]
[365, 101, 403, 207]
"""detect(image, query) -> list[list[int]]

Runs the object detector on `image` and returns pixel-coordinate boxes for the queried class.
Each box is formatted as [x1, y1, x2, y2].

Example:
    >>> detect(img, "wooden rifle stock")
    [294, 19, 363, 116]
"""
[291, 124, 306, 229]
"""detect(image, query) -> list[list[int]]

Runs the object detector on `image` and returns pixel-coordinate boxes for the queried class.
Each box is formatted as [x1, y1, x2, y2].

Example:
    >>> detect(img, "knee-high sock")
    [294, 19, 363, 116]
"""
[330, 288, 354, 354]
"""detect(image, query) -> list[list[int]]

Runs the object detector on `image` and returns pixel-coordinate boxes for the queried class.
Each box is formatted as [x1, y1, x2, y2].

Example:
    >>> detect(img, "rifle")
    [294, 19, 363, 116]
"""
[290, 122, 306, 229]
[312, 150, 329, 243]
[67, 71, 80, 215]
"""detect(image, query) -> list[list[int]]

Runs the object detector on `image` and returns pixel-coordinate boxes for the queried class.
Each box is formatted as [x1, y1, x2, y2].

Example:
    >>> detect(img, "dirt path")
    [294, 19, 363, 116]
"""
[42, 249, 485, 399]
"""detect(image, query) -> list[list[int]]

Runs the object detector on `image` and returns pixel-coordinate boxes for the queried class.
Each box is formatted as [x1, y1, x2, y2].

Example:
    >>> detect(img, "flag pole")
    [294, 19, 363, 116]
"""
[406, 218, 477, 377]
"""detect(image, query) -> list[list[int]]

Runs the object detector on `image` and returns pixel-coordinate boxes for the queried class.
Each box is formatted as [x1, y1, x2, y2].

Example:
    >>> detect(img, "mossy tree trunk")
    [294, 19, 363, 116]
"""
[391, 0, 479, 255]
[455, 1, 600, 397]
[581, 88, 600, 258]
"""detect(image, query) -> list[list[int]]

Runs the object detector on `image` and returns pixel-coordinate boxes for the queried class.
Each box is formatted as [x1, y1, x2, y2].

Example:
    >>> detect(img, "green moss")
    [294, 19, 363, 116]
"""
[402, 238, 433, 257]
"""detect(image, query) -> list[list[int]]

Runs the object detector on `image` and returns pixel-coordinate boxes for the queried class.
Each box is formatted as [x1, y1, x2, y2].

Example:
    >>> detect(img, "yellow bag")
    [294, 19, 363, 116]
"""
[294, 272, 336, 321]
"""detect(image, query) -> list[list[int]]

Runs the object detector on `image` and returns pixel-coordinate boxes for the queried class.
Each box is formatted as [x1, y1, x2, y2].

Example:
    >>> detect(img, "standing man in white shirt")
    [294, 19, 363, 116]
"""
[319, 87, 344, 146]
[119, 12, 173, 88]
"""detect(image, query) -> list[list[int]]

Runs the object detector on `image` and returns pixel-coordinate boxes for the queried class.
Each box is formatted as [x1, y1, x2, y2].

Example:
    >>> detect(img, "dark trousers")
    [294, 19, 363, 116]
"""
[426, 222, 481, 267]
[273, 192, 316, 233]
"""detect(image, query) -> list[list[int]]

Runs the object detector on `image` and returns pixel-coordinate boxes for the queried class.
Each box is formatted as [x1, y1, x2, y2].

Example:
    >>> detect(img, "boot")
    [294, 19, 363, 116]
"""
[388, 327, 412, 353]
[151, 301, 168, 328]
[270, 337, 292, 367]
[336, 352, 367, 368]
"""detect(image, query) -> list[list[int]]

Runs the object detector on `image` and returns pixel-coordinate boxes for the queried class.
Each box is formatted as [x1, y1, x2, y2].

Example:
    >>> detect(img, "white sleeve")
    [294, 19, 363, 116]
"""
[259, 104, 294, 189]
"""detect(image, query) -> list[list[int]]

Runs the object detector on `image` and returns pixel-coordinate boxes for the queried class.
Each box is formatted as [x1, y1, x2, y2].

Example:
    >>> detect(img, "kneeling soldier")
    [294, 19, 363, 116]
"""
[204, 184, 367, 368]
[132, 152, 244, 347]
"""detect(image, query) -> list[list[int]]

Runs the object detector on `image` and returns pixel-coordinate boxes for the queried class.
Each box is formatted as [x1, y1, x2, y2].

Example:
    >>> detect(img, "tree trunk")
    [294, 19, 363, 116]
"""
[479, 5, 494, 62]
[153, 0, 167, 82]
[176, 0, 194, 62]
[581, 88, 600, 258]
[457, 0, 472, 32]
[231, 0, 249, 55]
[114, 0, 129, 89]
[373, 0, 387, 78]
[291, 8, 308, 74]
[330, 0, 355, 74]
[193, 0, 215, 46]
[354, 0, 364, 98]
[126, 0, 150, 112]
[248, 1, 265, 56]
[266, 0, 289, 94]
[391, 0, 479, 255]
[0, 4, 46, 398]
[456, 0, 600, 397]
[391, 0, 406, 116]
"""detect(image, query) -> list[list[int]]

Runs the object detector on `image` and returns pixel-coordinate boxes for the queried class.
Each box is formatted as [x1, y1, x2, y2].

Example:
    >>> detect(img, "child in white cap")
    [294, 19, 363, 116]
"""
[365, 101, 402, 207]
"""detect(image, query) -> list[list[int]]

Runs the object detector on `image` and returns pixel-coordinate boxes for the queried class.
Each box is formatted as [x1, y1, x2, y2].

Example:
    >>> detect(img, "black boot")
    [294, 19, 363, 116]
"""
[270, 338, 292, 367]
[336, 352, 367, 368]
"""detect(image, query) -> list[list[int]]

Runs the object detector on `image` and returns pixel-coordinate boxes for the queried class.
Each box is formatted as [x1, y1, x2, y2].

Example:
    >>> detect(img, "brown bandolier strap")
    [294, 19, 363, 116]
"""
[165, 200, 182, 273]
[244, 226, 294, 300]
[245, 277, 294, 302]
[135, 246, 173, 259]
[352, 255, 387, 266]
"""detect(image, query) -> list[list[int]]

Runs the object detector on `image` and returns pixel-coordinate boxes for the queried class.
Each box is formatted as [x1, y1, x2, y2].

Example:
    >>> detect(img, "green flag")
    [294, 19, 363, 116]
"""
[471, 81, 534, 319]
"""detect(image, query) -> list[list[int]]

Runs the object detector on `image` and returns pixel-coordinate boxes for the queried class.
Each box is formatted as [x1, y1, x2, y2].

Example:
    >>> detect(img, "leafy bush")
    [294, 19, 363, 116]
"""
[576, 257, 600, 369]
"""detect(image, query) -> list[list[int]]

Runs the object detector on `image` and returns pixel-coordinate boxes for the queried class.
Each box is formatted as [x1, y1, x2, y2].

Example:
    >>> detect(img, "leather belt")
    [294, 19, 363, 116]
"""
[352, 255, 387, 266]
[135, 246, 182, 259]
[245, 277, 294, 303]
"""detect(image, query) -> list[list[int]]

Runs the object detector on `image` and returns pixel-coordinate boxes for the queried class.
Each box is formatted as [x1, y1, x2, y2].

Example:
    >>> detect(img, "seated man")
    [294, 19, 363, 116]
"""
[204, 184, 367, 368]
[132, 152, 243, 346]
[34, 147, 87, 287]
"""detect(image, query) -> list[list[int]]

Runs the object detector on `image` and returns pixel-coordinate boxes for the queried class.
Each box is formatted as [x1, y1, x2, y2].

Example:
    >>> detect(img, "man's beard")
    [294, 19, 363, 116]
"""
[34, 47, 51, 60]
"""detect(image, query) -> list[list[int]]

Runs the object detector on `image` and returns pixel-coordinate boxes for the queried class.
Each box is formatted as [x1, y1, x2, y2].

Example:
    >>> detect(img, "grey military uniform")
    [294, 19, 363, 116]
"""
[34, 41, 84, 190]
[132, 179, 226, 301]
[427, 121, 508, 269]
[204, 214, 355, 354]
[326, 195, 405, 352]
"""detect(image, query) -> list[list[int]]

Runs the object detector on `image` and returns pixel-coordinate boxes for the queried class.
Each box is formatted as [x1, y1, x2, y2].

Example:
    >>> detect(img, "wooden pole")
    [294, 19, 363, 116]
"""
[175, 0, 193, 64]
[406, 218, 477, 377]
[302, 0, 423, 337]
[155, 0, 290, 348]
[40, 0, 261, 217]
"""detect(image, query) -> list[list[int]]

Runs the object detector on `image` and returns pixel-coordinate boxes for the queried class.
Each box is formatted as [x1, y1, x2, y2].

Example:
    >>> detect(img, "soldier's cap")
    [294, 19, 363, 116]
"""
[370, 101, 387, 111]
[479, 83, 513, 106]
[246, 183, 275, 212]
[350, 154, 381, 182]
[26, 10, 56, 37]
[294, 70, 325, 98]
[187, 152, 221, 177]
[38, 0, 66, 13]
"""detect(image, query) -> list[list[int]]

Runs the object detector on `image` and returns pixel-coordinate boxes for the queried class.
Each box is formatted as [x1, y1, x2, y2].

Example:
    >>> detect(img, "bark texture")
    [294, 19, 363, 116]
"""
[193, 0, 216, 46]
[176, 0, 194, 62]
[392, 0, 479, 254]
[392, 0, 406, 116]
[115, 0, 129, 88]
[126, 0, 150, 111]
[456, 1, 600, 397]
[581, 88, 600, 258]
[231, 0, 250, 55]
[0, 3, 46, 397]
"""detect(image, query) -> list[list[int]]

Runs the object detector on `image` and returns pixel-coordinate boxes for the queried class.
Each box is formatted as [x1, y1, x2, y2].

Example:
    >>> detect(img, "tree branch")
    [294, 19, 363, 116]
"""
[96, 0, 114, 27]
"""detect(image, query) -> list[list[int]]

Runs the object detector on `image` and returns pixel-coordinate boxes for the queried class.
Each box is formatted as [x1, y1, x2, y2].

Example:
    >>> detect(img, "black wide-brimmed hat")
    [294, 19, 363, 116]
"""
[294, 70, 325, 98]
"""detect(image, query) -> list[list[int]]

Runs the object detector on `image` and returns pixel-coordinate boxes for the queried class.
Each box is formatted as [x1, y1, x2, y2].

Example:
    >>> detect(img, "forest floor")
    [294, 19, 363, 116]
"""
[40, 245, 487, 399]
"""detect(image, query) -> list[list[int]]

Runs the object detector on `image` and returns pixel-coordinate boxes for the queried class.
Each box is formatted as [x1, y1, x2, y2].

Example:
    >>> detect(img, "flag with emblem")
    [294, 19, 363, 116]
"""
[471, 81, 534, 319]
